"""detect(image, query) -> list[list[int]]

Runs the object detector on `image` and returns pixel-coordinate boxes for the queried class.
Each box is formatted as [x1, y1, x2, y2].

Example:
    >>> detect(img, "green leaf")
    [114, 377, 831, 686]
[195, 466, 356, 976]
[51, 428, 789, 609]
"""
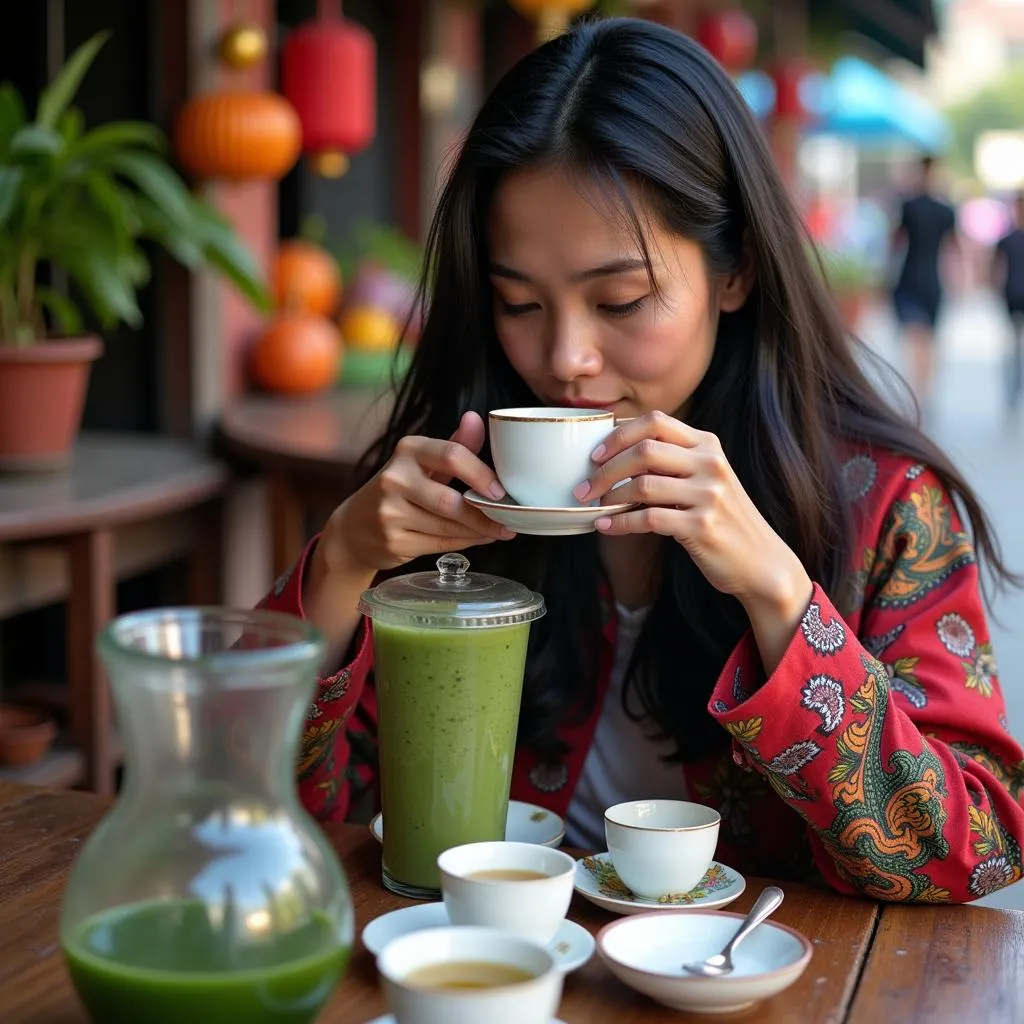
[190, 201, 271, 311]
[135, 200, 203, 267]
[70, 121, 165, 162]
[106, 150, 193, 228]
[85, 170, 141, 240]
[63, 249, 142, 328]
[10, 125, 63, 156]
[34, 286, 83, 335]
[0, 167, 24, 229]
[0, 83, 27, 154]
[37, 31, 110, 130]
[58, 106, 85, 146]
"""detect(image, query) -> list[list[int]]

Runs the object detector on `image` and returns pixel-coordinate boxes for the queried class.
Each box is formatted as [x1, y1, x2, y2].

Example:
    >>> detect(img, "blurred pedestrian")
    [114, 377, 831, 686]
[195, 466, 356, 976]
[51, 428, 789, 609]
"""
[891, 156, 958, 419]
[992, 191, 1024, 416]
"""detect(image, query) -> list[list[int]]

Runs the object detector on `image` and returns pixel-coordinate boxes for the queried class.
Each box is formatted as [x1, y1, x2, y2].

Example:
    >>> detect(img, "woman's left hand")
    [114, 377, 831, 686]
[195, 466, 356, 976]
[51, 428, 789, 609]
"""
[576, 411, 812, 620]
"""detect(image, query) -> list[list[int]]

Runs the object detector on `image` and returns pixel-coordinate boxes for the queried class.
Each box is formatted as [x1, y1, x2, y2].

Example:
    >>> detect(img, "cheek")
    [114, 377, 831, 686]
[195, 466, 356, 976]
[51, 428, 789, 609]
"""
[615, 314, 715, 384]
[496, 321, 543, 377]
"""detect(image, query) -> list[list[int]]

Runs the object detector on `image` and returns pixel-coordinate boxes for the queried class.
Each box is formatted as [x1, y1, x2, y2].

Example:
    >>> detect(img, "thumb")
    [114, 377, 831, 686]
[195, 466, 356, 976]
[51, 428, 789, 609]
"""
[449, 411, 486, 454]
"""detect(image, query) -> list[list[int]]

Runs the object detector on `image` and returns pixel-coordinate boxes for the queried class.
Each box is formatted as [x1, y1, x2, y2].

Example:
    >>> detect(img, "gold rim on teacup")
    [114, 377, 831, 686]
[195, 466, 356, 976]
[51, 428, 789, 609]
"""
[489, 407, 615, 423]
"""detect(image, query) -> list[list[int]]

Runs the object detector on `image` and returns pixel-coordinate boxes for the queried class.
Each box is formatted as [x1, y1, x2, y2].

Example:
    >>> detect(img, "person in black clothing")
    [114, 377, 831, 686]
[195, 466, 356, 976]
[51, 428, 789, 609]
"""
[891, 156, 958, 416]
[992, 191, 1024, 415]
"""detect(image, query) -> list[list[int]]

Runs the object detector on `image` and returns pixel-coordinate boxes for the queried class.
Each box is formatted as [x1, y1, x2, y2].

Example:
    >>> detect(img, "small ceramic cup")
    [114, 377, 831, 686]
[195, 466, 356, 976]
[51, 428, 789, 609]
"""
[605, 799, 721, 900]
[377, 925, 564, 1024]
[438, 840, 576, 943]
[489, 407, 614, 508]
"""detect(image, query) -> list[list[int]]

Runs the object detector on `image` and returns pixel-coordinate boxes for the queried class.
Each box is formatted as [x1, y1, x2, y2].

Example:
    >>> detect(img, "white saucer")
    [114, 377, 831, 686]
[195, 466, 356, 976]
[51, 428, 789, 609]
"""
[362, 901, 595, 973]
[464, 490, 638, 536]
[369, 800, 565, 849]
[366, 1018, 568, 1024]
[575, 852, 745, 916]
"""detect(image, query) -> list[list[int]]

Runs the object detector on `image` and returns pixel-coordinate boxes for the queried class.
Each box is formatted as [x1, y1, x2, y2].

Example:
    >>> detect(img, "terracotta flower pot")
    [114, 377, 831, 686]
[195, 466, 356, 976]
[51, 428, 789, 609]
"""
[0, 336, 102, 472]
[0, 705, 58, 766]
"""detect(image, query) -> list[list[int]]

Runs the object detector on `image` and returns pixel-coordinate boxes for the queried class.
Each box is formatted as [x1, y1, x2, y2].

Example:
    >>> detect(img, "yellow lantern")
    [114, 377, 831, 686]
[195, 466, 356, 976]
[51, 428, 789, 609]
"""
[218, 22, 269, 70]
[509, 0, 595, 43]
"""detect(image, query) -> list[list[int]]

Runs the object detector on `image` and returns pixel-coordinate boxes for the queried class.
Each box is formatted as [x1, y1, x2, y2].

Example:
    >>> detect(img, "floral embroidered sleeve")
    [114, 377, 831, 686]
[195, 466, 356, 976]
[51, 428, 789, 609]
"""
[257, 536, 378, 822]
[707, 457, 1024, 903]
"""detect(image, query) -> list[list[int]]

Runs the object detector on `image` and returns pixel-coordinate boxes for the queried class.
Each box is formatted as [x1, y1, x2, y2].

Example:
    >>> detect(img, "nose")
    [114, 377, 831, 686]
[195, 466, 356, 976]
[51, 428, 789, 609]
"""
[548, 308, 603, 382]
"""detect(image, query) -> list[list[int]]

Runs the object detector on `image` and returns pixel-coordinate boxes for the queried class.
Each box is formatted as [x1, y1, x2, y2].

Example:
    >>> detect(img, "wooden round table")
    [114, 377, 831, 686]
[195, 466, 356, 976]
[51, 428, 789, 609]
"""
[218, 389, 394, 576]
[0, 432, 229, 796]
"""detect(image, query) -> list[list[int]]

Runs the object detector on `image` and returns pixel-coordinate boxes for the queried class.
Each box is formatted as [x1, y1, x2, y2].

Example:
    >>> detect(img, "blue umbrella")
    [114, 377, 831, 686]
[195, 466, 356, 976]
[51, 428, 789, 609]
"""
[805, 56, 951, 151]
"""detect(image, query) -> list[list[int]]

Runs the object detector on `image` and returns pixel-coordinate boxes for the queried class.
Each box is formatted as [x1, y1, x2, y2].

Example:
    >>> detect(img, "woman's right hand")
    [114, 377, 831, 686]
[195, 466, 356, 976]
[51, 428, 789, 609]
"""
[320, 411, 514, 580]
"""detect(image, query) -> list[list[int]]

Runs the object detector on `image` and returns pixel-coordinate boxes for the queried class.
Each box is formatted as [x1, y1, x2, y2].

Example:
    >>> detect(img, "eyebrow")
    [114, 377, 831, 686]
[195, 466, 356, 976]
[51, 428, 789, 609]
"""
[489, 257, 648, 283]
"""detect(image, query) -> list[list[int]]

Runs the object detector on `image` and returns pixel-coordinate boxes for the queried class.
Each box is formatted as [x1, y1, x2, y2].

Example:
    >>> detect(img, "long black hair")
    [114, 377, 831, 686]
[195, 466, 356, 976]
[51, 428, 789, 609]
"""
[360, 18, 1015, 763]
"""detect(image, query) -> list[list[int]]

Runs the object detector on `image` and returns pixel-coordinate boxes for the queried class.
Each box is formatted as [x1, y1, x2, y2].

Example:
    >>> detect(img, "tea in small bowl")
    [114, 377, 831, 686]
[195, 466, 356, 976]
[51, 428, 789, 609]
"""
[377, 925, 563, 1024]
[605, 799, 721, 900]
[438, 840, 576, 943]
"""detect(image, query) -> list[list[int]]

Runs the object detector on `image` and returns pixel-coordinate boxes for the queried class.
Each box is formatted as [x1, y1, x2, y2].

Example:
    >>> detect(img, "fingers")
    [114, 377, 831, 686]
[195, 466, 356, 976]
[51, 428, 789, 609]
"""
[595, 505, 687, 538]
[399, 489, 514, 542]
[597, 474, 710, 509]
[399, 432, 506, 500]
[591, 411, 703, 466]
[578, 438, 691, 502]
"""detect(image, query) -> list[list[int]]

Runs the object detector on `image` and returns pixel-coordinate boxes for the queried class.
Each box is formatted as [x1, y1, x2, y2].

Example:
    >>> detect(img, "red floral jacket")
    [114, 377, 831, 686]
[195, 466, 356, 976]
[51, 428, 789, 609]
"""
[260, 450, 1024, 903]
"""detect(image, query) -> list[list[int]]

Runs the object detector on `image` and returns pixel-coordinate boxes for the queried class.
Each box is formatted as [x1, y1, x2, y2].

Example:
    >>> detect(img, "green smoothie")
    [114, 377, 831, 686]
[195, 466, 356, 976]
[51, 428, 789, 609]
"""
[373, 620, 530, 894]
[62, 899, 348, 1024]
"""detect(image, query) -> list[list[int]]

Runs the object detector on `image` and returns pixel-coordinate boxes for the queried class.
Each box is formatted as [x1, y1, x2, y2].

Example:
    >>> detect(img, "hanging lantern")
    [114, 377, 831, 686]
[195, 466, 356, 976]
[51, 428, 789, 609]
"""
[281, 0, 376, 178]
[509, 0, 594, 44]
[174, 91, 301, 181]
[771, 61, 812, 122]
[218, 22, 269, 70]
[696, 10, 758, 75]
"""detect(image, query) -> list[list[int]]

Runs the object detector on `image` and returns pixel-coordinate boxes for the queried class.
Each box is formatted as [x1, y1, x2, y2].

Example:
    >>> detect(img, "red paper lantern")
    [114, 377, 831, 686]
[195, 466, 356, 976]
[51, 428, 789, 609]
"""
[696, 10, 758, 75]
[281, 0, 376, 178]
[772, 61, 811, 121]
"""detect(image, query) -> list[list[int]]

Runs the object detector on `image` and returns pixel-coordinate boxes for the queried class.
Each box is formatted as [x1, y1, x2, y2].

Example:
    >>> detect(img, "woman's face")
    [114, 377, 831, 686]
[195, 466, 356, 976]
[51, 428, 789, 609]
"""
[487, 165, 750, 419]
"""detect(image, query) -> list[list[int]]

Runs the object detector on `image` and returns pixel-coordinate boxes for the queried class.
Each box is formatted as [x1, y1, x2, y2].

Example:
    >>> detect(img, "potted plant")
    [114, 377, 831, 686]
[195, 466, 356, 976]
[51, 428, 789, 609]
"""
[818, 248, 881, 330]
[0, 31, 270, 470]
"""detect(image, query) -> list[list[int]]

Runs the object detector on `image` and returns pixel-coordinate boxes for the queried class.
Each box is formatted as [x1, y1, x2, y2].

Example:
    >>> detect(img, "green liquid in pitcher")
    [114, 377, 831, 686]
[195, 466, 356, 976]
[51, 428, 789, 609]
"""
[374, 621, 530, 893]
[63, 900, 348, 1024]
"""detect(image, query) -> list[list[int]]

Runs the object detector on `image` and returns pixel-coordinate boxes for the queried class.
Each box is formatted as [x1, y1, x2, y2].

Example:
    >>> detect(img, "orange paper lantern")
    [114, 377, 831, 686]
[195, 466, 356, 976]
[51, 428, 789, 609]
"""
[174, 91, 301, 181]
[272, 241, 342, 316]
[250, 312, 342, 395]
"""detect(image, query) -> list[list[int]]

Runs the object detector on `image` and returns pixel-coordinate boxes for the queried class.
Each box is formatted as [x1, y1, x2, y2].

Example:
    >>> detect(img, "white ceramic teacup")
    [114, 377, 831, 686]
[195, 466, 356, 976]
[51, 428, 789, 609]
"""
[489, 407, 614, 508]
[377, 925, 563, 1024]
[605, 799, 721, 900]
[438, 840, 576, 943]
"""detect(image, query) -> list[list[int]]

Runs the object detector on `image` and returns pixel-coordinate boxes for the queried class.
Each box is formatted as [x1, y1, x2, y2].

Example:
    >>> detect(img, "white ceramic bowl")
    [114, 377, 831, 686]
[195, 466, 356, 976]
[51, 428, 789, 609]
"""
[604, 799, 721, 900]
[438, 840, 576, 943]
[597, 910, 813, 1014]
[489, 407, 613, 509]
[377, 925, 563, 1024]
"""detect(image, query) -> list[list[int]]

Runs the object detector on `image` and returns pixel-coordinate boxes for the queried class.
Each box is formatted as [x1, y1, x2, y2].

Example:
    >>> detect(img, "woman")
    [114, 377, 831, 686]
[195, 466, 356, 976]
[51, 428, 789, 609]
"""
[263, 19, 1024, 903]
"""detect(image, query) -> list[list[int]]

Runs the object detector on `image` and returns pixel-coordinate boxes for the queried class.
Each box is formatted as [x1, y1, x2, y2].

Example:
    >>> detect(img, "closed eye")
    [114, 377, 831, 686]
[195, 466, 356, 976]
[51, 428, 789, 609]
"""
[499, 300, 540, 317]
[600, 296, 648, 318]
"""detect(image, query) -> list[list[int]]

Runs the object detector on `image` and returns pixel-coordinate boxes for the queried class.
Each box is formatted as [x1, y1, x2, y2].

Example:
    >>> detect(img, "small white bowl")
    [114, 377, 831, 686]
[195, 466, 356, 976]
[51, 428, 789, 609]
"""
[605, 799, 720, 900]
[378, 925, 563, 1024]
[596, 910, 813, 1014]
[438, 840, 576, 943]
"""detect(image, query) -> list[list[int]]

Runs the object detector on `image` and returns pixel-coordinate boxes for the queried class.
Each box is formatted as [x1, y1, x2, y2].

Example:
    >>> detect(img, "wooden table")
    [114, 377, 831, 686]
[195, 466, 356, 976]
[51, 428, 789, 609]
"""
[218, 390, 392, 577]
[1, 782, 1021, 1023]
[0, 434, 228, 795]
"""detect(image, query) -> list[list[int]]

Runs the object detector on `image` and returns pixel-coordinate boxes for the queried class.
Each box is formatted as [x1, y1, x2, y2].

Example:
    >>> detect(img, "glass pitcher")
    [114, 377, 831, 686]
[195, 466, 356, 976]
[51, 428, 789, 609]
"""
[359, 553, 546, 899]
[60, 608, 353, 1024]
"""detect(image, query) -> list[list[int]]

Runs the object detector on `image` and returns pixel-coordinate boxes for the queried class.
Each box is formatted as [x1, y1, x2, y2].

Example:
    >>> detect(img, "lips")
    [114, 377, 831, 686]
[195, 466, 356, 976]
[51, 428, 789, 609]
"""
[557, 398, 619, 409]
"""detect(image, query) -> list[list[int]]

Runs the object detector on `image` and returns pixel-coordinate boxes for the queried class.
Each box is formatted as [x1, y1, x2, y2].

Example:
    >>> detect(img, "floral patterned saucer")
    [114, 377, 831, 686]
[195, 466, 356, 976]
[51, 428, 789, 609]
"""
[574, 852, 745, 916]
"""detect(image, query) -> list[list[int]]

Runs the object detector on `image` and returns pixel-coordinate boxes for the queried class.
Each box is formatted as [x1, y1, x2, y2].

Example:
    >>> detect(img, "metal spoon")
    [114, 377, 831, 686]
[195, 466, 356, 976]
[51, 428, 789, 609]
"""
[682, 885, 785, 977]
